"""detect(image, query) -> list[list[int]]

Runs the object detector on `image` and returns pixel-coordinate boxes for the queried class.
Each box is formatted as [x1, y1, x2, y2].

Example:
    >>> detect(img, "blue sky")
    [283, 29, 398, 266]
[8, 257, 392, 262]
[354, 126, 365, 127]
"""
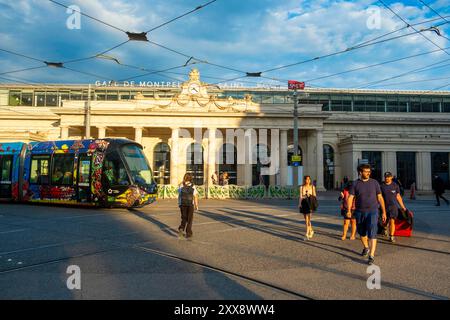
[0, 0, 449, 90]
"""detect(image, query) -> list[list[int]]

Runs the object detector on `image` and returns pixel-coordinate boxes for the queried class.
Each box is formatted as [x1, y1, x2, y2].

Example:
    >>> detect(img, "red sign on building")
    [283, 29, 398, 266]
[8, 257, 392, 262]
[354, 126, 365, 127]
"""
[288, 80, 305, 90]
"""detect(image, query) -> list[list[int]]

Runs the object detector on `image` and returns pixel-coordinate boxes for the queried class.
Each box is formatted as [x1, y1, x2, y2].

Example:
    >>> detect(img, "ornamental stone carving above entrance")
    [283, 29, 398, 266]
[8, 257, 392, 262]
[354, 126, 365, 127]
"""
[134, 69, 258, 113]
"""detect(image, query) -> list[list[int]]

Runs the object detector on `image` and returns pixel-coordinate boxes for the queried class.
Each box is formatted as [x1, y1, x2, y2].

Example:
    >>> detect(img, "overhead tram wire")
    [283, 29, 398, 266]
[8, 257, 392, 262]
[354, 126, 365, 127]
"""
[48, 0, 127, 33]
[48, 0, 227, 70]
[378, 0, 450, 56]
[356, 57, 450, 88]
[49, 0, 447, 84]
[354, 14, 450, 48]
[145, 0, 219, 33]
[62, 40, 131, 65]
[0, 66, 48, 77]
[260, 23, 450, 75]
[304, 46, 450, 83]
[418, 0, 450, 41]
[367, 75, 450, 88]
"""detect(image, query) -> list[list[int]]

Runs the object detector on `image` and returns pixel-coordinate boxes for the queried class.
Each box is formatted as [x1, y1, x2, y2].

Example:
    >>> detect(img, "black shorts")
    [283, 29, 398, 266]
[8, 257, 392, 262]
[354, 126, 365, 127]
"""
[386, 206, 399, 219]
[341, 209, 355, 219]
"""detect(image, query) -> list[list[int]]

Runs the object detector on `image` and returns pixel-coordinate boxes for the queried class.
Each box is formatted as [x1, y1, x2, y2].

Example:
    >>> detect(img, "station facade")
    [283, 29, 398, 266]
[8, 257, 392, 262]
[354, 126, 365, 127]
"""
[1, 69, 450, 191]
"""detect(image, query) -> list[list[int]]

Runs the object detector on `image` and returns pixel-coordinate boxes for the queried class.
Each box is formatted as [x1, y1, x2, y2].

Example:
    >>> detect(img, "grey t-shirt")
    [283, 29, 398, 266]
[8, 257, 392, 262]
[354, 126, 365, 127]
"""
[349, 178, 381, 213]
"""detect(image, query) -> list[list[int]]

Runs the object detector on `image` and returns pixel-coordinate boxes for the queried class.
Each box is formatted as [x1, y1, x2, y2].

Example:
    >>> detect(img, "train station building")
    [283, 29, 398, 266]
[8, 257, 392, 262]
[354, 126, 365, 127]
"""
[1, 69, 450, 191]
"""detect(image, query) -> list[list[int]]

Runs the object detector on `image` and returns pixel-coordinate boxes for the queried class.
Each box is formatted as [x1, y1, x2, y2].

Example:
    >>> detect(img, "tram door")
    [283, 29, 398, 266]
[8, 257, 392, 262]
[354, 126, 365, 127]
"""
[77, 154, 92, 203]
[0, 155, 13, 199]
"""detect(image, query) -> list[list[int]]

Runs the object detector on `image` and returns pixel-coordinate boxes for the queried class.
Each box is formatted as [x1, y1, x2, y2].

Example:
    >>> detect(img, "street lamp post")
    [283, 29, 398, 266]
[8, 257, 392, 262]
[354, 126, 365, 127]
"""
[293, 89, 299, 187]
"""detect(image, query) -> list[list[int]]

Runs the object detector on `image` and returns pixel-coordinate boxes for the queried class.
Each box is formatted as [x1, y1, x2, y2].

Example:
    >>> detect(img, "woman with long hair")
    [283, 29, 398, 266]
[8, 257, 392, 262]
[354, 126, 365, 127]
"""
[178, 173, 199, 239]
[298, 175, 317, 240]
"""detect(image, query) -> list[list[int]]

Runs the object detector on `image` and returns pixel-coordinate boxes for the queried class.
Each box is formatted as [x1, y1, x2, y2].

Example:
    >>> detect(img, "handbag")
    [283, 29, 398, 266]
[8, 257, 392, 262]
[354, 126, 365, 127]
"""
[309, 195, 319, 211]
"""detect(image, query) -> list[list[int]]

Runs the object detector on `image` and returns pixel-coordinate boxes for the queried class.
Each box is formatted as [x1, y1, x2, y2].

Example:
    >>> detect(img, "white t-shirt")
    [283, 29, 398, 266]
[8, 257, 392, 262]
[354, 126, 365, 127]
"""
[178, 182, 198, 206]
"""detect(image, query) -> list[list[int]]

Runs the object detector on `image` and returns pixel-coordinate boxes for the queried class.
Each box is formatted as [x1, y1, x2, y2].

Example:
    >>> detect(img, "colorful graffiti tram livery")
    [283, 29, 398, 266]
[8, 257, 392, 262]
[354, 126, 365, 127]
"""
[0, 139, 157, 208]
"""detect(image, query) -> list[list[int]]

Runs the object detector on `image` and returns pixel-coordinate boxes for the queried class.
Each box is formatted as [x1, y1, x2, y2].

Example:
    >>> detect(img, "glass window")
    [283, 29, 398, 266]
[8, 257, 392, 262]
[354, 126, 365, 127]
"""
[323, 144, 335, 190]
[35, 92, 45, 106]
[8, 91, 21, 106]
[443, 97, 450, 112]
[60, 91, 70, 101]
[420, 96, 433, 112]
[70, 91, 83, 100]
[21, 92, 33, 106]
[387, 96, 398, 112]
[432, 152, 450, 188]
[353, 96, 365, 111]
[119, 91, 132, 100]
[153, 143, 170, 185]
[410, 96, 421, 112]
[96, 91, 106, 100]
[219, 143, 237, 185]
[30, 155, 50, 184]
[261, 95, 273, 104]
[273, 95, 285, 103]
[122, 144, 153, 186]
[78, 156, 91, 187]
[251, 93, 263, 103]
[396, 152, 416, 189]
[0, 155, 12, 182]
[186, 143, 204, 185]
[46, 92, 58, 106]
[106, 90, 118, 101]
[52, 154, 74, 185]
[0, 155, 13, 198]
[104, 151, 130, 186]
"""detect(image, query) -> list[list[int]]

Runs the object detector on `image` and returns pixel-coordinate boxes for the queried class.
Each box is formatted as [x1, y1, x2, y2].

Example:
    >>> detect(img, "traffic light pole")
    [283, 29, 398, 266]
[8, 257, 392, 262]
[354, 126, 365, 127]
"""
[293, 89, 299, 187]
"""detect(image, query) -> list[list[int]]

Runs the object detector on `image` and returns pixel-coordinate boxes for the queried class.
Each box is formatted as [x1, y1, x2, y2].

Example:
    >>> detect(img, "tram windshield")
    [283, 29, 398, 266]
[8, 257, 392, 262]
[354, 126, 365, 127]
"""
[121, 144, 153, 186]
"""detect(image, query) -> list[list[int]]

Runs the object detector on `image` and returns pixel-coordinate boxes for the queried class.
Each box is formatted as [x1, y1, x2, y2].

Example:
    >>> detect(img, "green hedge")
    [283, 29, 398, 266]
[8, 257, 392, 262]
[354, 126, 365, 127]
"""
[156, 185, 300, 199]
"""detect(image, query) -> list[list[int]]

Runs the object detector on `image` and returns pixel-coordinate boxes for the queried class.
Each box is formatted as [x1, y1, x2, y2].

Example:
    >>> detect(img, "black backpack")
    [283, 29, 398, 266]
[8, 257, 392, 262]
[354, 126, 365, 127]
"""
[180, 184, 194, 206]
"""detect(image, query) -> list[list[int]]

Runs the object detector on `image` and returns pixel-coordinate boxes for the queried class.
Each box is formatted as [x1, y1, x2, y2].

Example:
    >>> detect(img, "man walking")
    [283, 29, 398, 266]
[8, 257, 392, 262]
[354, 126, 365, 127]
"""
[433, 175, 449, 206]
[380, 172, 407, 243]
[347, 164, 387, 265]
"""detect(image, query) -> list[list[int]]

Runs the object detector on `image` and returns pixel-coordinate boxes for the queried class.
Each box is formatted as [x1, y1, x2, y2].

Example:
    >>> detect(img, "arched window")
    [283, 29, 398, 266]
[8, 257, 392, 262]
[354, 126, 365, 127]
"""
[252, 144, 270, 186]
[219, 143, 237, 185]
[323, 144, 335, 190]
[186, 143, 204, 185]
[287, 145, 303, 166]
[153, 143, 170, 185]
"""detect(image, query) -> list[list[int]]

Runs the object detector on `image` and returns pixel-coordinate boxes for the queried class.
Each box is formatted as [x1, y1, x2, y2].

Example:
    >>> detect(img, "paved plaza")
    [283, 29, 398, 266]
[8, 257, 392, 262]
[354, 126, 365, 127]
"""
[0, 193, 449, 300]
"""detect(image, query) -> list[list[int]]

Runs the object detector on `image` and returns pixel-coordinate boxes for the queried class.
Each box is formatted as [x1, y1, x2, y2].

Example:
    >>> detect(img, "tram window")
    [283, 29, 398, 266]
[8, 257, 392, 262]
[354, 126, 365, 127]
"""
[78, 158, 91, 186]
[30, 155, 50, 184]
[122, 144, 153, 185]
[103, 151, 130, 186]
[0, 156, 12, 182]
[52, 154, 74, 185]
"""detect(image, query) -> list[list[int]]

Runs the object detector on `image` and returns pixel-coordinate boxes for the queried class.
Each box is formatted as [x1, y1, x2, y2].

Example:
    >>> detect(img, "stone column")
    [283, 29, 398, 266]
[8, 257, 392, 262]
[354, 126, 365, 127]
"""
[134, 127, 143, 144]
[416, 152, 432, 191]
[316, 129, 325, 191]
[60, 126, 69, 139]
[170, 127, 179, 186]
[97, 127, 106, 139]
[207, 128, 217, 187]
[382, 151, 397, 177]
[280, 129, 288, 186]
[244, 130, 253, 186]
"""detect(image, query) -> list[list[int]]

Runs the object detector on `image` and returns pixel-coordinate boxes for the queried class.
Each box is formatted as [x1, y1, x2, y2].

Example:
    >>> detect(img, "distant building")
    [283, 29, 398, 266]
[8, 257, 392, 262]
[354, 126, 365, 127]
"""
[1, 69, 449, 190]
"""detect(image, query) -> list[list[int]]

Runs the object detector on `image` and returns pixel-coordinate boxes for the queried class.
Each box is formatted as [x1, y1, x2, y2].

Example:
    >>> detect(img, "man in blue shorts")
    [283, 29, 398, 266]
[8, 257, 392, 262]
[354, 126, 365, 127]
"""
[380, 172, 407, 243]
[347, 164, 387, 265]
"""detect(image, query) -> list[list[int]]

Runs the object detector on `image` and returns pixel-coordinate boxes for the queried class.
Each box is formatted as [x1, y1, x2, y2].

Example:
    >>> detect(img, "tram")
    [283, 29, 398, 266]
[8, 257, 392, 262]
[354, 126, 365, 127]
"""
[0, 139, 157, 208]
